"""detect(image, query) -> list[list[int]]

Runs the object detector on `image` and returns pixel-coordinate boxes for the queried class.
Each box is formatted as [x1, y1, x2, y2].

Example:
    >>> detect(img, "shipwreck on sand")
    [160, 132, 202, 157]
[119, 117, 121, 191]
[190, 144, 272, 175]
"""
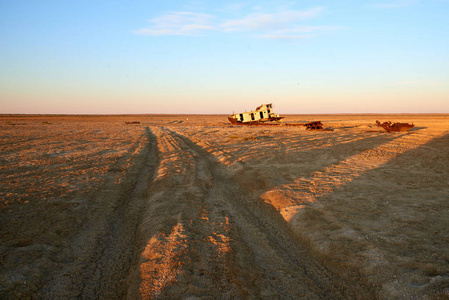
[228, 103, 284, 125]
[376, 120, 415, 132]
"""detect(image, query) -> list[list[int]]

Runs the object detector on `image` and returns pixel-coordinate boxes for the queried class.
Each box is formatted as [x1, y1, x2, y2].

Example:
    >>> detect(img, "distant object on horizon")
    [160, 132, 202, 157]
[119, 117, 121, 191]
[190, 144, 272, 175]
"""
[228, 103, 284, 125]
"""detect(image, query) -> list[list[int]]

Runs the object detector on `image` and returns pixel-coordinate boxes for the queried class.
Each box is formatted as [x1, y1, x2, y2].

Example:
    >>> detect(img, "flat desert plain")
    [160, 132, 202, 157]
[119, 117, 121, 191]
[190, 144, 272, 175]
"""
[1, 114, 448, 299]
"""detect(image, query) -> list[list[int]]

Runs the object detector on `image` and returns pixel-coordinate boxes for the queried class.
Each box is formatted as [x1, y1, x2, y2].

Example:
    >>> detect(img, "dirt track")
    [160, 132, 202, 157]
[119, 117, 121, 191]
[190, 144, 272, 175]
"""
[1, 114, 448, 299]
[127, 126, 369, 299]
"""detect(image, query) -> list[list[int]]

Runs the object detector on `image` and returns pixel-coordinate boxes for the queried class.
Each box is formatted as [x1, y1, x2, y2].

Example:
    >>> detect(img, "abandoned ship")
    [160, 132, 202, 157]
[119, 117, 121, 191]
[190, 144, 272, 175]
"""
[228, 103, 284, 124]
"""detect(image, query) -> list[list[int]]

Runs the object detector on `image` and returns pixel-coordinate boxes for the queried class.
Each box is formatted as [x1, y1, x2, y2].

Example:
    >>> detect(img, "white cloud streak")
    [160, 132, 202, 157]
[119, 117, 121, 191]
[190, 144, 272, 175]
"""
[133, 12, 214, 36]
[220, 7, 324, 32]
[134, 6, 340, 39]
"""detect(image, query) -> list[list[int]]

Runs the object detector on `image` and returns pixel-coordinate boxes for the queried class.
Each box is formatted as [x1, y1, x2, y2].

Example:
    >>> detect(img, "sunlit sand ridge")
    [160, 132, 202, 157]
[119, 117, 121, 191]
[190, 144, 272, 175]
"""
[267, 132, 439, 221]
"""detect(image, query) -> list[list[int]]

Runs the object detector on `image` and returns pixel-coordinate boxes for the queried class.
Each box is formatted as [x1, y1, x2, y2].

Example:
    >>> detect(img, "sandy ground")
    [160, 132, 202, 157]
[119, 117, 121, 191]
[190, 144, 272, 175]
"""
[1, 114, 448, 299]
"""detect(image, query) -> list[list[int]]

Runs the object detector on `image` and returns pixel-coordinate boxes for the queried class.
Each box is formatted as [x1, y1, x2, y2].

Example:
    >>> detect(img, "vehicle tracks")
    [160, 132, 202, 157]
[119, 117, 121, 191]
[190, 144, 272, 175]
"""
[38, 128, 159, 299]
[128, 126, 373, 299]
[36, 125, 374, 299]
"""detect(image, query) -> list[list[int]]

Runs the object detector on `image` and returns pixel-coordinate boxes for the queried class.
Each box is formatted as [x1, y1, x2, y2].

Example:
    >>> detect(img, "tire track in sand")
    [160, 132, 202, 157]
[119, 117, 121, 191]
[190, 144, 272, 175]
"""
[129, 126, 374, 299]
[40, 128, 159, 299]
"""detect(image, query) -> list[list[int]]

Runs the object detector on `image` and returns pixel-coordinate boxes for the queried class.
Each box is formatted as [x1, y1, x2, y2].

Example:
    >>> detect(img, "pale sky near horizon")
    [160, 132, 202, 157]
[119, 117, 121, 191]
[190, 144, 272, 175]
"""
[1, 0, 448, 114]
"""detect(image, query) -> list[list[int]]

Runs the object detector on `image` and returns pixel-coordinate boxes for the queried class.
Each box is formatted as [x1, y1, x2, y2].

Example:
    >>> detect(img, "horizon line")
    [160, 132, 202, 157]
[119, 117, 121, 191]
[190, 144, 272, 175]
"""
[2, 112, 448, 117]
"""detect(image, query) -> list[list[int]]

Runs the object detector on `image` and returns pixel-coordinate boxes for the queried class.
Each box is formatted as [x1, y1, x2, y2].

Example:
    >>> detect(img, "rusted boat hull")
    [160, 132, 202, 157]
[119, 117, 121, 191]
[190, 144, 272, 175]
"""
[376, 121, 415, 132]
[228, 116, 284, 125]
[384, 124, 415, 132]
[228, 103, 284, 125]
[228, 116, 239, 124]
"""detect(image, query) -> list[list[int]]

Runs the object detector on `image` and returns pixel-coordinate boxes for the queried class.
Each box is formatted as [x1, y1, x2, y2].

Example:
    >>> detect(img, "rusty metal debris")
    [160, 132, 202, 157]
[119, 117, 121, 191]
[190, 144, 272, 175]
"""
[125, 121, 140, 125]
[376, 120, 414, 132]
[304, 121, 323, 130]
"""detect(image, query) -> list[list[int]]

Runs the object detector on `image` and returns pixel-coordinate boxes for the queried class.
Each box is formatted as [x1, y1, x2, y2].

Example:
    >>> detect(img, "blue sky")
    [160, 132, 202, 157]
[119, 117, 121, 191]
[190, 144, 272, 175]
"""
[1, 0, 448, 114]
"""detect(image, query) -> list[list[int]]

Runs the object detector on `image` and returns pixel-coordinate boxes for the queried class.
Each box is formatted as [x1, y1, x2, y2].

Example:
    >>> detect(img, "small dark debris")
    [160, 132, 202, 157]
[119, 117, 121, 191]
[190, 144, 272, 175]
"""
[304, 121, 323, 130]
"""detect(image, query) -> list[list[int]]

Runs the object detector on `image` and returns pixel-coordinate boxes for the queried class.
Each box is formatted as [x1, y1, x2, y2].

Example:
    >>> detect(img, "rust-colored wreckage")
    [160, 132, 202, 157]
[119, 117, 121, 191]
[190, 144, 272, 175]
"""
[228, 103, 284, 124]
[303, 121, 323, 130]
[228, 104, 326, 130]
[125, 121, 141, 125]
[376, 120, 414, 132]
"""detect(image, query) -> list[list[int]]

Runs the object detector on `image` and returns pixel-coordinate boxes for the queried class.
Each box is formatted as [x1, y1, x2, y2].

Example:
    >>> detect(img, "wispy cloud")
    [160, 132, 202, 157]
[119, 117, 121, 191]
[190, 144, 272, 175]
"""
[220, 7, 324, 32]
[134, 6, 340, 39]
[133, 12, 214, 36]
